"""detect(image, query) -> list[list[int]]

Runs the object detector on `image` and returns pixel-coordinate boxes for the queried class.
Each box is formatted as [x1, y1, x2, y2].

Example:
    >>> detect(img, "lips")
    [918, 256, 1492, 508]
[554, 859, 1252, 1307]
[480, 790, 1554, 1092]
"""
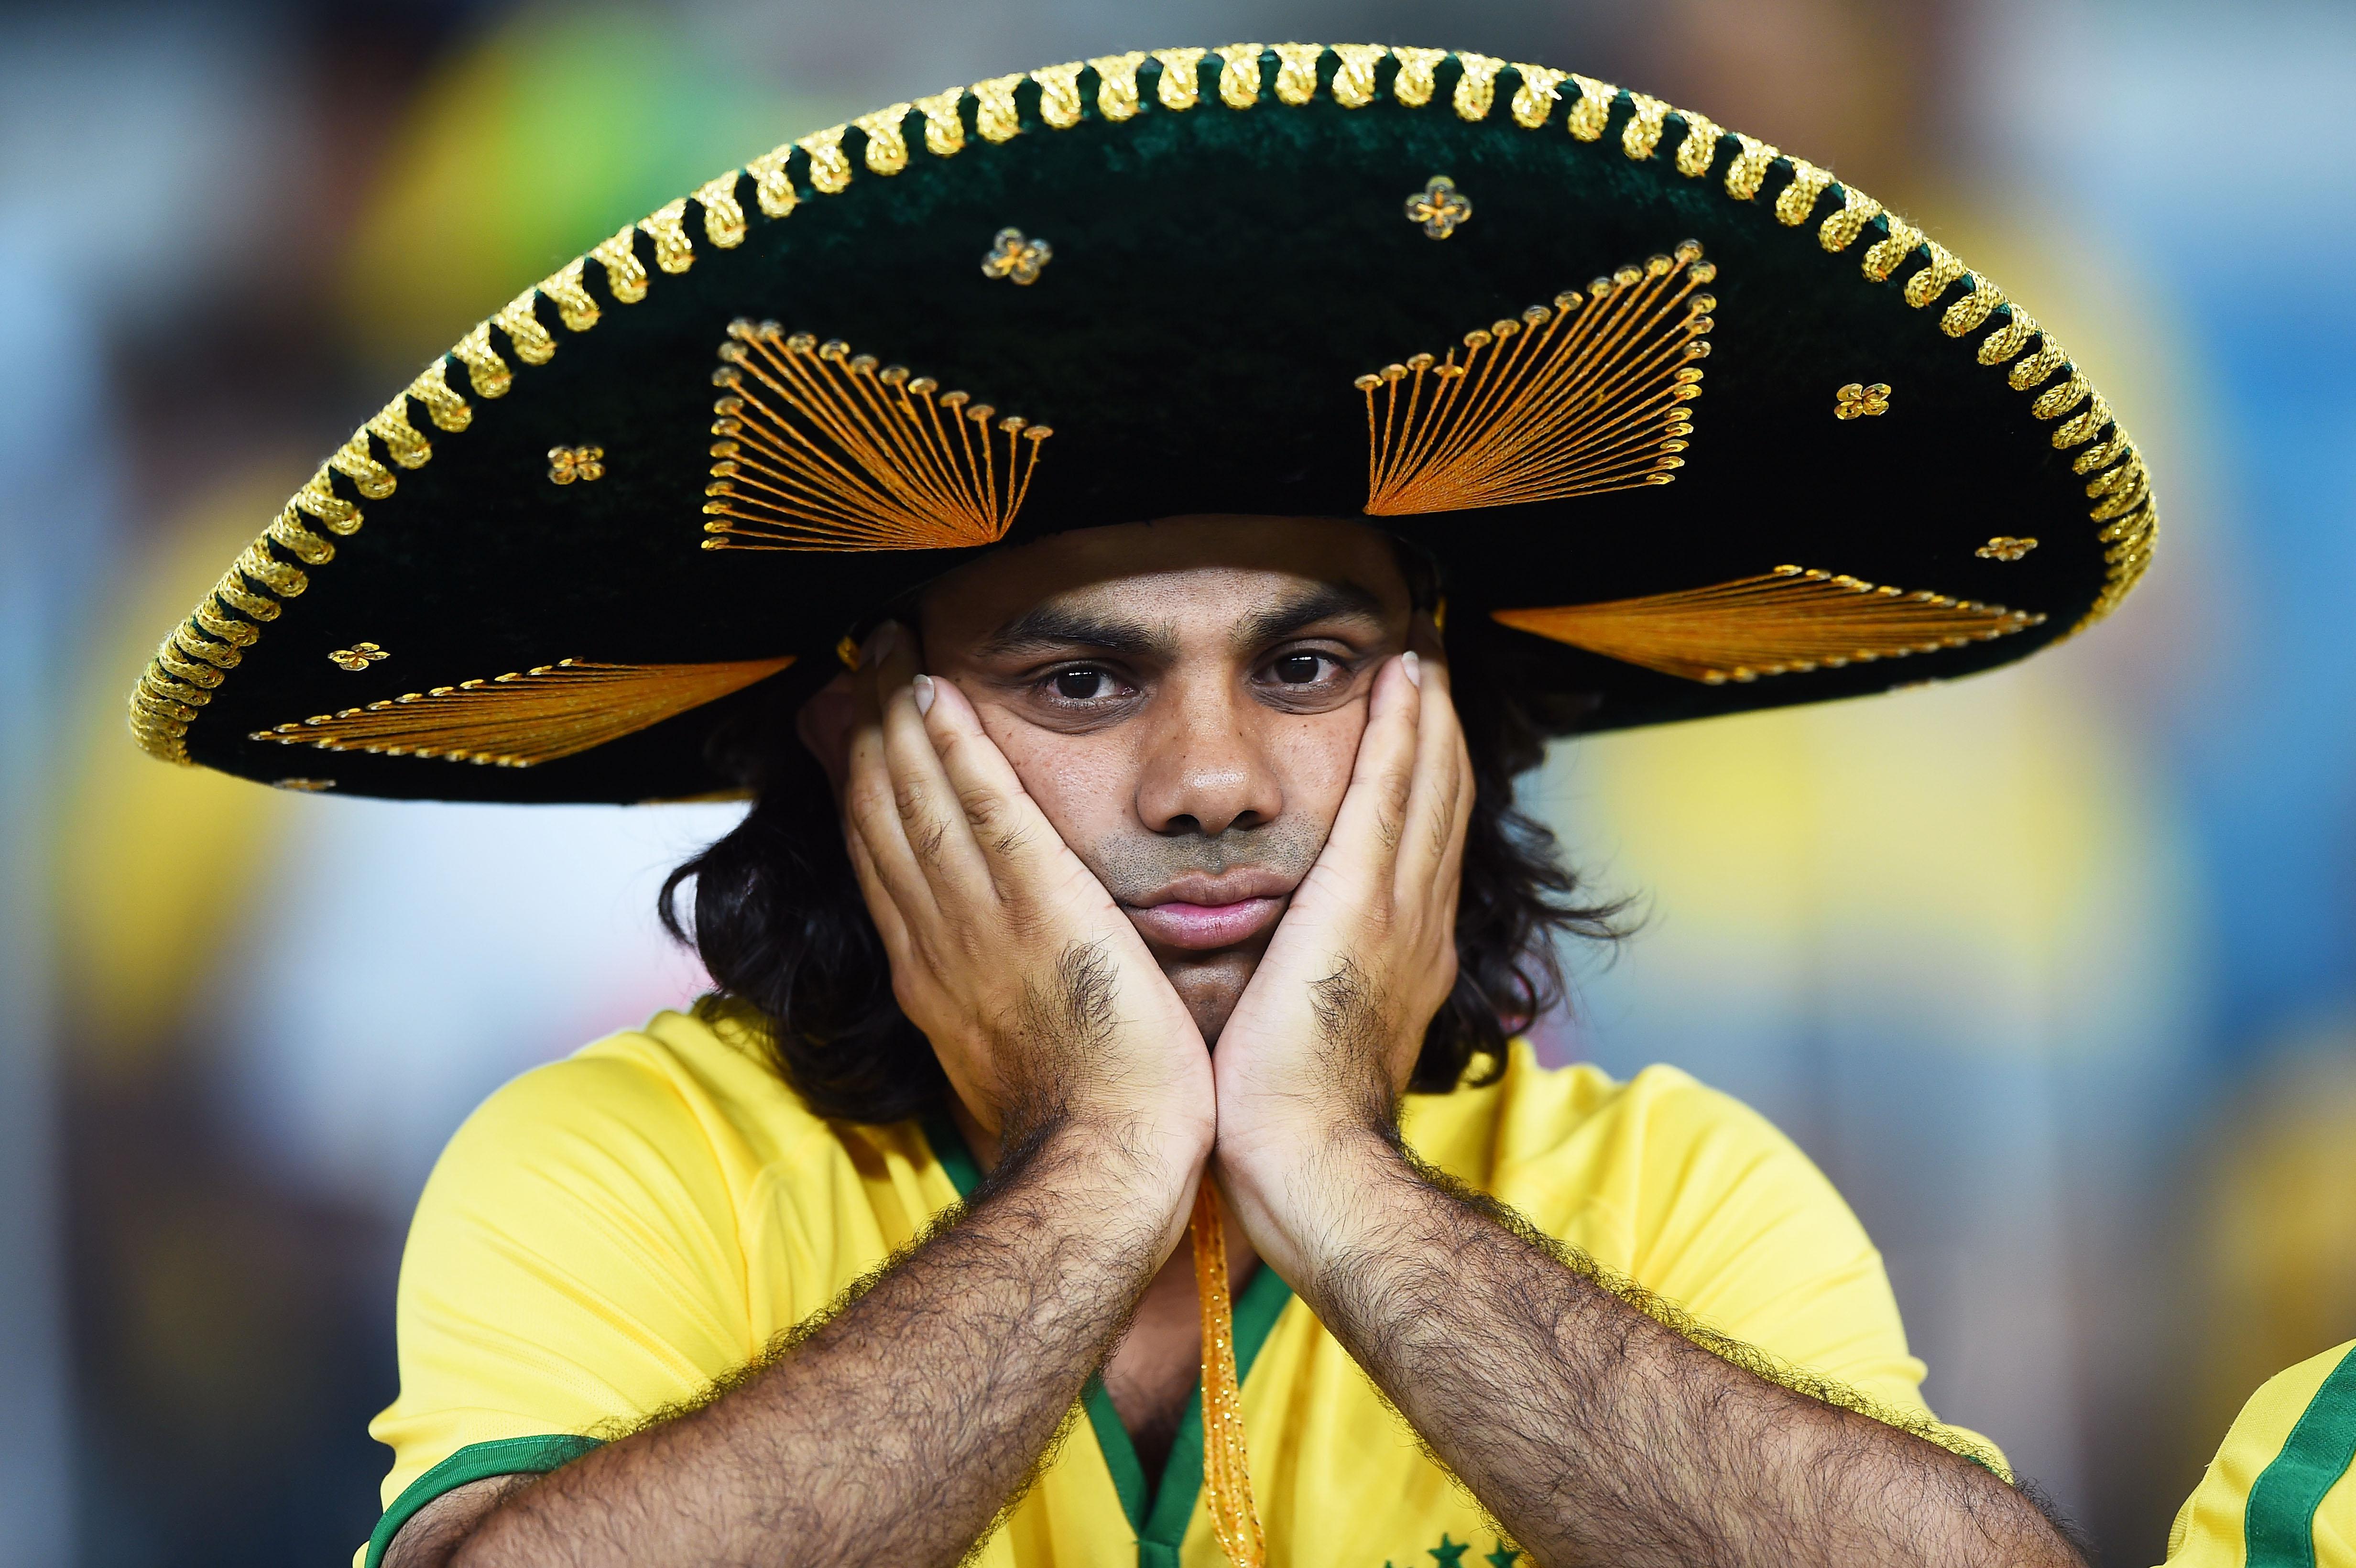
[1122, 870, 1298, 953]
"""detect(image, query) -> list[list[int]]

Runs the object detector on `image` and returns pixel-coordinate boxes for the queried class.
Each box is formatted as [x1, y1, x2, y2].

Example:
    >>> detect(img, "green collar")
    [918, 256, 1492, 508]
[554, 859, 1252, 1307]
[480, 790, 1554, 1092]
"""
[921, 1111, 1294, 1565]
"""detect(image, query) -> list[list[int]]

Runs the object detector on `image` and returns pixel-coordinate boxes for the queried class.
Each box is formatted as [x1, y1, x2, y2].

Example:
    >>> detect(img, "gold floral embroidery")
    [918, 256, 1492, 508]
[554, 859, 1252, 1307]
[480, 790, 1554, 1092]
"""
[1834, 382, 1891, 419]
[1977, 536, 2039, 561]
[1404, 176, 1472, 239]
[981, 227, 1052, 285]
[547, 445, 606, 483]
[328, 642, 389, 672]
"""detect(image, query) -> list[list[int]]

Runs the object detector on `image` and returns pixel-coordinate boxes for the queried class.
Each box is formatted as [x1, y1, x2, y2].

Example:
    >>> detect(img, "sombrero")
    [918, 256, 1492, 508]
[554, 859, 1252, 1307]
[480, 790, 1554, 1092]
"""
[131, 44, 2154, 803]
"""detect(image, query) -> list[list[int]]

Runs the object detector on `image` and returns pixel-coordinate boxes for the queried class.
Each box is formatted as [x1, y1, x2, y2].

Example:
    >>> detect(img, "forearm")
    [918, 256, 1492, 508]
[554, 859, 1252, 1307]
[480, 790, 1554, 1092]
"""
[1229, 1129, 2080, 1568]
[450, 1120, 1190, 1568]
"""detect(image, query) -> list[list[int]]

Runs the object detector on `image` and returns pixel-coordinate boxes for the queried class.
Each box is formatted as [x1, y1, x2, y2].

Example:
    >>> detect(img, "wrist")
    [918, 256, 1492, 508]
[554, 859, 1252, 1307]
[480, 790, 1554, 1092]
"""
[1015, 1108, 1208, 1245]
[1215, 1116, 1413, 1285]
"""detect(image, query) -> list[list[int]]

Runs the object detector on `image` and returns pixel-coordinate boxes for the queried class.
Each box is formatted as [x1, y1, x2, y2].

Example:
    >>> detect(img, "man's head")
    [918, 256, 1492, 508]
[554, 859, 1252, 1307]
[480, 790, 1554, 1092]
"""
[808, 515, 1416, 1041]
[668, 515, 1619, 1122]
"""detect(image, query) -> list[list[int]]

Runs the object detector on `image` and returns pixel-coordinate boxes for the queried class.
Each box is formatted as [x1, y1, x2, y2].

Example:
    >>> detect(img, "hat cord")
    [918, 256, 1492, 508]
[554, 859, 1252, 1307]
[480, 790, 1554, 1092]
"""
[1191, 1183, 1266, 1566]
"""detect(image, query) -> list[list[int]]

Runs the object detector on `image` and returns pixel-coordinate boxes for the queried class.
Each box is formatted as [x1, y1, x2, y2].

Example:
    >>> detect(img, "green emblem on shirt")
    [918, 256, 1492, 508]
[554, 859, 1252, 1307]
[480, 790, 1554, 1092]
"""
[1384, 1535, 1523, 1568]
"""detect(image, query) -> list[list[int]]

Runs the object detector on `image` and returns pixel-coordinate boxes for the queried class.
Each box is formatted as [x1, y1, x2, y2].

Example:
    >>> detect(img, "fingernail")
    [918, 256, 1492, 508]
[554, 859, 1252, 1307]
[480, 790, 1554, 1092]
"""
[861, 622, 900, 666]
[1402, 651, 1422, 687]
[912, 674, 936, 715]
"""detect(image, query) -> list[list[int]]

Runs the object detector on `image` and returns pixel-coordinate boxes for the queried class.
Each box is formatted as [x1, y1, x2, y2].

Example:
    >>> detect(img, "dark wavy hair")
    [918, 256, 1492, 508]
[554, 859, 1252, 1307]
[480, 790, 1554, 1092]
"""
[661, 555, 1625, 1124]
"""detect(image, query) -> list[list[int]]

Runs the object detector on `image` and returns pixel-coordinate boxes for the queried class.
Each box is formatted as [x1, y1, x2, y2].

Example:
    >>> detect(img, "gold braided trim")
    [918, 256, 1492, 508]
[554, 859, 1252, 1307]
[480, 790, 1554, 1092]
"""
[1358, 242, 1713, 515]
[1775, 159, 1835, 225]
[747, 144, 797, 218]
[1511, 64, 1565, 128]
[250, 656, 795, 768]
[1331, 44, 1385, 108]
[1192, 1185, 1265, 1568]
[1724, 133, 1779, 199]
[702, 320, 1051, 551]
[539, 258, 599, 332]
[1673, 110, 1721, 176]
[590, 225, 649, 302]
[1273, 43, 1321, 106]
[1392, 47, 1446, 107]
[1819, 186, 1883, 252]
[1031, 65, 1085, 130]
[1089, 53, 1146, 120]
[913, 88, 966, 154]
[1453, 52, 1504, 120]
[797, 127, 853, 194]
[1215, 44, 1264, 108]
[1494, 566, 2045, 684]
[1152, 48, 1206, 109]
[692, 174, 746, 248]
[1622, 91, 1671, 159]
[640, 199, 695, 273]
[853, 104, 913, 173]
[1567, 73, 1615, 141]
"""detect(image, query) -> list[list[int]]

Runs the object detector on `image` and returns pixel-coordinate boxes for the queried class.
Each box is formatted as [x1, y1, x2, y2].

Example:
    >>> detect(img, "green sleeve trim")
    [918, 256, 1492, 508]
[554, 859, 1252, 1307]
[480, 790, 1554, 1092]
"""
[2246, 1345, 2356, 1568]
[362, 1434, 602, 1568]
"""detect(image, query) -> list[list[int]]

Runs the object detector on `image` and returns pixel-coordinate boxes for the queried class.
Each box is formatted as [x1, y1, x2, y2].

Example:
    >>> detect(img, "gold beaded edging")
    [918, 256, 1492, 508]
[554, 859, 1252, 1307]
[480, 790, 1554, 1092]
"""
[134, 43, 2149, 767]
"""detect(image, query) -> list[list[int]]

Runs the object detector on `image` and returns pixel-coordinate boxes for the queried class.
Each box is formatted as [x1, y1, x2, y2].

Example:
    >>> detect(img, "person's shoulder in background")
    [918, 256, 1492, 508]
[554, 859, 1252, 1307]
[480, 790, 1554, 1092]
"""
[2163, 1339, 2356, 1568]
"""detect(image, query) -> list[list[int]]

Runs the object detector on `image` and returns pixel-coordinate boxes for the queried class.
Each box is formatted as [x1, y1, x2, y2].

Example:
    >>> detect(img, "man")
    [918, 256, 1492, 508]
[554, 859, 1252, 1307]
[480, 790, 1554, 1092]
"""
[131, 44, 2152, 1568]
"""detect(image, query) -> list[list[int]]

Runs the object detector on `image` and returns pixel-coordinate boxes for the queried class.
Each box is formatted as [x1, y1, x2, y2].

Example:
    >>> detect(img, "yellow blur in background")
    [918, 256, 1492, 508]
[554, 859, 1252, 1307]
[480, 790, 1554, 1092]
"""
[6, 3, 2353, 1566]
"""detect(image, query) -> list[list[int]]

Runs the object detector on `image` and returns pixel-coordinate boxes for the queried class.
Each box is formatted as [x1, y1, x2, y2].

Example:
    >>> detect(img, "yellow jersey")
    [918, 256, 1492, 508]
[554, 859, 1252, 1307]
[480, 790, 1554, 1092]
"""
[361, 1002, 2001, 1567]
[2163, 1339, 2356, 1568]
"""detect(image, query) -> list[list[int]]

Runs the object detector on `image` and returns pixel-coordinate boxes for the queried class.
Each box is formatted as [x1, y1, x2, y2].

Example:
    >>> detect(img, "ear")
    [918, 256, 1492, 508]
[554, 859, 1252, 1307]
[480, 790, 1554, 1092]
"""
[796, 669, 859, 801]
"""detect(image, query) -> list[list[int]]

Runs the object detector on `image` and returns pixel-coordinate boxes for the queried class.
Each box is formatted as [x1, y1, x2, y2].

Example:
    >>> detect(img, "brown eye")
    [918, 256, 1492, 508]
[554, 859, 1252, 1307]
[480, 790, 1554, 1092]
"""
[1053, 669, 1108, 700]
[1272, 654, 1323, 685]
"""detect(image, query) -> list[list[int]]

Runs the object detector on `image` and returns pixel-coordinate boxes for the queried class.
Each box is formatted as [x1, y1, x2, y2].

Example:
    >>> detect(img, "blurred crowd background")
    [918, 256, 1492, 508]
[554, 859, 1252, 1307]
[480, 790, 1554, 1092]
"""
[2, 1, 2352, 1564]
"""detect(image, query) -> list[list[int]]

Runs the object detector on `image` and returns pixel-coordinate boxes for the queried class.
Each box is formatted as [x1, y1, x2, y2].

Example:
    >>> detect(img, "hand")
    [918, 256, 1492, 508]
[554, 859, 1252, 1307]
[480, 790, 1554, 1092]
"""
[842, 624, 1215, 1184]
[1209, 631, 1473, 1261]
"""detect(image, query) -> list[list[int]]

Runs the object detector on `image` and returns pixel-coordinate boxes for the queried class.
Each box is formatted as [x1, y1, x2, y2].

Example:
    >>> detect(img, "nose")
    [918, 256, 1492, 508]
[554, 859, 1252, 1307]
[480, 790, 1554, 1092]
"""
[1133, 676, 1283, 839]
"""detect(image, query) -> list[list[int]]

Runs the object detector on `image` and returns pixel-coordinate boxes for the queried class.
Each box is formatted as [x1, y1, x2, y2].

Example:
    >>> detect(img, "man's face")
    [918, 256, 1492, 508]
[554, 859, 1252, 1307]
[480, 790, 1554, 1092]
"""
[910, 515, 1415, 1043]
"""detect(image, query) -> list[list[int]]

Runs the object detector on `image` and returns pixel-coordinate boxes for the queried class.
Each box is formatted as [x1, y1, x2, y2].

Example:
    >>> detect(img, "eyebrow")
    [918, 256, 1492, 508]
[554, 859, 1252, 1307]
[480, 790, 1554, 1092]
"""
[975, 604, 1176, 661]
[974, 578, 1392, 662]
[1230, 580, 1391, 650]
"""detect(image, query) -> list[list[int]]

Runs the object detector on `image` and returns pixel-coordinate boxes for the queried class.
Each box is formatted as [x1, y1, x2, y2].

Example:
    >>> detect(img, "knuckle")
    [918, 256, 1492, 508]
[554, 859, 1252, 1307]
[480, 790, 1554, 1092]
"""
[891, 775, 929, 821]
[956, 780, 1006, 828]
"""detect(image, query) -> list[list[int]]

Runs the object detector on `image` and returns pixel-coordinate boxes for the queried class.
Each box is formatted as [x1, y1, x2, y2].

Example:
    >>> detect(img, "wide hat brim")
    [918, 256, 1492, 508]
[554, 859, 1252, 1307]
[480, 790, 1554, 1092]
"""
[133, 44, 2154, 804]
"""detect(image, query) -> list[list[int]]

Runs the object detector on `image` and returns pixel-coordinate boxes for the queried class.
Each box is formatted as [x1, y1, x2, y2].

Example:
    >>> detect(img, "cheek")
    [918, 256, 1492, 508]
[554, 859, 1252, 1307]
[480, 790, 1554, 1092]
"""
[1267, 707, 1366, 827]
[962, 693, 1137, 845]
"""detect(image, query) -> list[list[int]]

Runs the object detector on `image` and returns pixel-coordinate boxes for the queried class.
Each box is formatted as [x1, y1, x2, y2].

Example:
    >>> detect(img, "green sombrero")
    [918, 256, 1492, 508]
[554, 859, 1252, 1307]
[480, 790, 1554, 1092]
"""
[132, 44, 2155, 804]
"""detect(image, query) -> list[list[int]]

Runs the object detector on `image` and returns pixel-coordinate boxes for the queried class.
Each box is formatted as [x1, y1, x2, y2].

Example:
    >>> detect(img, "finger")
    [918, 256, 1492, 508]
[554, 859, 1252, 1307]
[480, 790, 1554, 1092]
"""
[873, 635, 995, 897]
[842, 810, 916, 961]
[842, 625, 939, 922]
[1325, 653, 1422, 874]
[1396, 646, 1472, 895]
[917, 673, 1083, 893]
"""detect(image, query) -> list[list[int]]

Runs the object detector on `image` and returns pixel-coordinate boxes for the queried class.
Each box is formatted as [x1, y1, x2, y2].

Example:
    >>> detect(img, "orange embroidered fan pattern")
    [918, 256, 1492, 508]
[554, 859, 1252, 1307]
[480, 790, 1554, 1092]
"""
[250, 656, 795, 767]
[1493, 566, 2042, 685]
[1358, 241, 1714, 515]
[701, 320, 1051, 551]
